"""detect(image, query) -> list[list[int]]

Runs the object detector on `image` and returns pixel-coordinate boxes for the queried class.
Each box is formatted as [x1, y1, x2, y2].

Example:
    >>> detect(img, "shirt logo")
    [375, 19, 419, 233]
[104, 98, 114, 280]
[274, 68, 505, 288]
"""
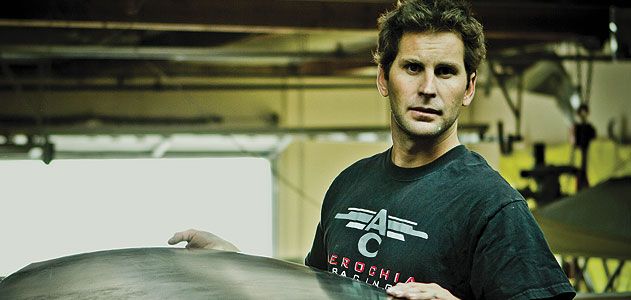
[334, 207, 428, 258]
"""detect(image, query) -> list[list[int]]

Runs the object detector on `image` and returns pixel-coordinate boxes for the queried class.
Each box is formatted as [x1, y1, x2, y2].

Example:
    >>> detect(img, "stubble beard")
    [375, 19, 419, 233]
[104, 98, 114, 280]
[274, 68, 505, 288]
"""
[390, 108, 458, 142]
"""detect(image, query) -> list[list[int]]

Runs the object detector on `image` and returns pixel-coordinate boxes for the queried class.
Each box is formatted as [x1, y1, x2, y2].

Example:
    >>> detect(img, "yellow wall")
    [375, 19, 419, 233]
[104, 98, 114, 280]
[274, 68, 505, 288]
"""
[498, 140, 631, 199]
[275, 141, 390, 260]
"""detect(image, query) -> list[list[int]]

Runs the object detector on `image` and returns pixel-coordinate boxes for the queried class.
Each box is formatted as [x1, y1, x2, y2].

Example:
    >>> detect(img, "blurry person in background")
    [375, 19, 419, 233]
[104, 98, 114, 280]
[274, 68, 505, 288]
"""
[573, 104, 596, 190]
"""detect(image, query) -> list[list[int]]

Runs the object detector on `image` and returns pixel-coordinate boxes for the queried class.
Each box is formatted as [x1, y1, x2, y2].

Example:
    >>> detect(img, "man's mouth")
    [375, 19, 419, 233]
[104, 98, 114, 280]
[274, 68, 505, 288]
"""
[409, 107, 442, 116]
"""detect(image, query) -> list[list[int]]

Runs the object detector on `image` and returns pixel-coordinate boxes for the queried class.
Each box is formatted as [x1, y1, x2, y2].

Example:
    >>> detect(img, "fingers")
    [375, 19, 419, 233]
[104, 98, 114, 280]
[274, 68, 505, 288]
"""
[167, 229, 240, 252]
[167, 229, 197, 245]
[387, 282, 455, 300]
[167, 232, 183, 245]
[387, 289, 435, 299]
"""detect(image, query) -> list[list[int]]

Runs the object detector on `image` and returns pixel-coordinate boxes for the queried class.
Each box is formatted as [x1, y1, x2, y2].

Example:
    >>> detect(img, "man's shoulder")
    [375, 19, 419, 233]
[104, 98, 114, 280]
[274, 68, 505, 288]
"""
[449, 148, 525, 205]
[460, 148, 512, 184]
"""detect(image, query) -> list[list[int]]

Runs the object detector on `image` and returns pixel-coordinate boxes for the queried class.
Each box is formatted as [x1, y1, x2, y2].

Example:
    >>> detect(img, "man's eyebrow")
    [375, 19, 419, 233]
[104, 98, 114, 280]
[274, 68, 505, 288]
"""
[399, 58, 423, 65]
[398, 58, 462, 69]
[436, 61, 460, 69]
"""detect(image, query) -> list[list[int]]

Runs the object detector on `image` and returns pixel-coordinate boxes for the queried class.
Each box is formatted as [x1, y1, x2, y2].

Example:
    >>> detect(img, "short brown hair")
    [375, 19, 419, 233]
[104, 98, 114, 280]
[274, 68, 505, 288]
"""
[374, 0, 486, 80]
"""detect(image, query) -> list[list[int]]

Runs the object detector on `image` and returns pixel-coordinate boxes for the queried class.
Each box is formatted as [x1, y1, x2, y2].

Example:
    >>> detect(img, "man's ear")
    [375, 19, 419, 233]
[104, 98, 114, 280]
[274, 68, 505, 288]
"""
[377, 66, 389, 97]
[463, 72, 477, 107]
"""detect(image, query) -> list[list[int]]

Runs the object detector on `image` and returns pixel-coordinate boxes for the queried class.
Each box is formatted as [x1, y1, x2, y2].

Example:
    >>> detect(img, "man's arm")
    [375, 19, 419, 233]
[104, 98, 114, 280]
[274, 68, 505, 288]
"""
[168, 229, 240, 252]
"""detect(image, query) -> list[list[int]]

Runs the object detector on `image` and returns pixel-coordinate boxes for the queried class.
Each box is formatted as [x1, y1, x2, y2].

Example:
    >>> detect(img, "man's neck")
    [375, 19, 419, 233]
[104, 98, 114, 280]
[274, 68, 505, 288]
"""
[391, 125, 461, 168]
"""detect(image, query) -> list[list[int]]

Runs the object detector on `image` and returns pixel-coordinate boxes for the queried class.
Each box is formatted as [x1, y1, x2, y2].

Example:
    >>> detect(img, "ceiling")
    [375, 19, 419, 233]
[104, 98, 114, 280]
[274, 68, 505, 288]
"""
[1, 0, 629, 91]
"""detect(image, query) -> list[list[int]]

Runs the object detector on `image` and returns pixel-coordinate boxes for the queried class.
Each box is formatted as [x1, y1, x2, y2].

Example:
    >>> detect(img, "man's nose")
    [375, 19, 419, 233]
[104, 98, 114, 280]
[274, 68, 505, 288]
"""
[418, 71, 437, 97]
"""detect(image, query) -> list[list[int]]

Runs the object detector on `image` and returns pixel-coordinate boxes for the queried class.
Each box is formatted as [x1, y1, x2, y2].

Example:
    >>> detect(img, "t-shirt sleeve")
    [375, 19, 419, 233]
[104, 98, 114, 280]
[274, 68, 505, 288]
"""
[470, 200, 576, 300]
[304, 221, 328, 271]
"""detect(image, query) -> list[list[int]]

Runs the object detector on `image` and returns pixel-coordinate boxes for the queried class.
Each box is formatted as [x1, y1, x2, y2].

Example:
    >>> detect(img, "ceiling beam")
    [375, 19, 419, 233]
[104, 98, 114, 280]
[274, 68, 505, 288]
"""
[0, 45, 344, 61]
[0, 82, 378, 92]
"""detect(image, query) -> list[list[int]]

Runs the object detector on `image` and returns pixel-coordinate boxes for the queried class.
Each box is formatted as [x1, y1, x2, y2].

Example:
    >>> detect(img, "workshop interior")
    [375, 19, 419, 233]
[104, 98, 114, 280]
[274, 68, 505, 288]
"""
[0, 0, 630, 298]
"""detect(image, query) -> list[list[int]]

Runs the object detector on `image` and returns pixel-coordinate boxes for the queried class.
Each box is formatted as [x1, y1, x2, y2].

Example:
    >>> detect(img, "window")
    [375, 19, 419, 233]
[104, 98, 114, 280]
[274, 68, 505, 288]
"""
[0, 157, 272, 276]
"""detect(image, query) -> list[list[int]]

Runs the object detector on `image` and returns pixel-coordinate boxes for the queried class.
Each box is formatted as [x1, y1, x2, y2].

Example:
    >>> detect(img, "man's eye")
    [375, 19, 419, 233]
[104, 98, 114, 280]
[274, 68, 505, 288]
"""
[405, 64, 422, 73]
[436, 67, 456, 77]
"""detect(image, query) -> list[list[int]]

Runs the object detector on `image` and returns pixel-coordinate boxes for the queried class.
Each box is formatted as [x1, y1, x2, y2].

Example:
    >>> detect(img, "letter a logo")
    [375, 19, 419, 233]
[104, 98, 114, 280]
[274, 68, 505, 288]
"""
[364, 209, 387, 236]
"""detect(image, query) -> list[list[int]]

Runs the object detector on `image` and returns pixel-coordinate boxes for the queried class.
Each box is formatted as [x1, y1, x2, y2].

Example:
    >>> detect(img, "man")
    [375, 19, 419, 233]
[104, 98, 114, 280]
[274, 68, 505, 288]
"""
[573, 104, 596, 190]
[169, 0, 576, 299]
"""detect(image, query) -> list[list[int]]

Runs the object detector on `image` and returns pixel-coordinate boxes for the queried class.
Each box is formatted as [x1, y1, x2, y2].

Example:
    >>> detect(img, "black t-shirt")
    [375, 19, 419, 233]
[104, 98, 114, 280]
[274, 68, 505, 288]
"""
[305, 146, 575, 299]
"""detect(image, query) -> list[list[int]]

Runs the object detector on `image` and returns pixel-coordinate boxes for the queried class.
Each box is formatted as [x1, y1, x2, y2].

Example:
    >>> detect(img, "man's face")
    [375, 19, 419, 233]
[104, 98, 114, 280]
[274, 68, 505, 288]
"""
[377, 31, 476, 141]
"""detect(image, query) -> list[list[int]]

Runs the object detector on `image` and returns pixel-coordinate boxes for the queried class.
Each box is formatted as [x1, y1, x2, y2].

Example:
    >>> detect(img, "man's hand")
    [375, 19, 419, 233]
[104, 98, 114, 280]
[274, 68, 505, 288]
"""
[386, 282, 459, 300]
[167, 229, 240, 252]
